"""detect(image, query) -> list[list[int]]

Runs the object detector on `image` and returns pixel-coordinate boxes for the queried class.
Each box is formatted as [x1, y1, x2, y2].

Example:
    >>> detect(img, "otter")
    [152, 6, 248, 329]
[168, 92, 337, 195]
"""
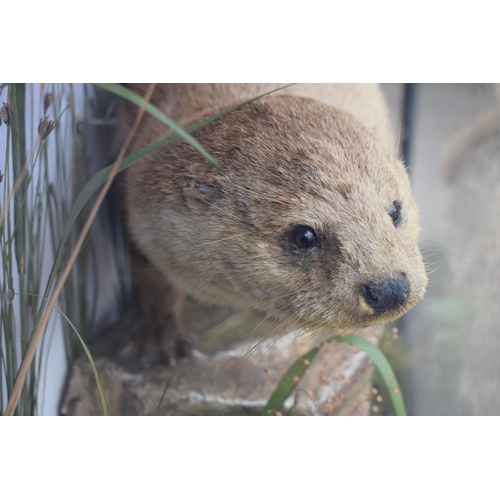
[120, 84, 427, 363]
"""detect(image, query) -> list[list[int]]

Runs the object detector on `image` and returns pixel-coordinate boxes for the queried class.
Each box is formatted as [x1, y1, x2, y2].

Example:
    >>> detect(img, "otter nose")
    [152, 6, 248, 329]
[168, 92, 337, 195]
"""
[362, 274, 410, 312]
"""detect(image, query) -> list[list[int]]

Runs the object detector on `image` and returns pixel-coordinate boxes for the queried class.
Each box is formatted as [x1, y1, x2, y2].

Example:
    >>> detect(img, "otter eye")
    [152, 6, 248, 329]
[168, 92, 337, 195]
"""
[291, 225, 318, 250]
[389, 201, 402, 227]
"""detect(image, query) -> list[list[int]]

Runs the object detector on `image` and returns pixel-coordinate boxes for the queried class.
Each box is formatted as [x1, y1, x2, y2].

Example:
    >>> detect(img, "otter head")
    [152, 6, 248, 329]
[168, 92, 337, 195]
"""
[126, 94, 428, 331]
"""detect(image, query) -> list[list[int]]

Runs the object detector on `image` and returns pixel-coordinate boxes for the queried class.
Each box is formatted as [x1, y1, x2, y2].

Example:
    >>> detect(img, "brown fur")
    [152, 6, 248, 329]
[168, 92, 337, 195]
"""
[119, 84, 427, 360]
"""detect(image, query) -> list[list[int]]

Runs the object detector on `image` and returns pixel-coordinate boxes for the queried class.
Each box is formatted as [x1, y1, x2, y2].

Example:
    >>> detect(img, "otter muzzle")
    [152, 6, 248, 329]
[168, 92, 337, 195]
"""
[362, 274, 410, 312]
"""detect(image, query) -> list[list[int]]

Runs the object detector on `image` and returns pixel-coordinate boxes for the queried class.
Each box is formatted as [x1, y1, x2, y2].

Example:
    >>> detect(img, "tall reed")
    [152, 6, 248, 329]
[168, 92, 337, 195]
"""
[0, 84, 102, 415]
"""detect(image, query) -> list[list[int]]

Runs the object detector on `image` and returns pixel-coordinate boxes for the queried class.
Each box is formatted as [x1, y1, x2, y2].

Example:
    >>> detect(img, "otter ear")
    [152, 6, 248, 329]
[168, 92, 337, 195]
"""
[181, 179, 219, 211]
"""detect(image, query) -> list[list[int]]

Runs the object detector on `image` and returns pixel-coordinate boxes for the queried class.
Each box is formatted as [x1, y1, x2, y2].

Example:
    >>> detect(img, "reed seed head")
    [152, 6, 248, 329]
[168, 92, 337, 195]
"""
[38, 116, 55, 141]
[43, 93, 53, 113]
[0, 102, 13, 125]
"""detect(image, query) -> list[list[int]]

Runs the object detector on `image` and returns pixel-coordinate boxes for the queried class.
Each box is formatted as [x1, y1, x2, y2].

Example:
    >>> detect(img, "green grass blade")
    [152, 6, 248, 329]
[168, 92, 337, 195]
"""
[9, 84, 27, 276]
[335, 335, 407, 416]
[24, 293, 109, 415]
[95, 83, 226, 174]
[53, 305, 109, 416]
[262, 345, 321, 415]
[262, 334, 407, 416]
[95, 83, 295, 176]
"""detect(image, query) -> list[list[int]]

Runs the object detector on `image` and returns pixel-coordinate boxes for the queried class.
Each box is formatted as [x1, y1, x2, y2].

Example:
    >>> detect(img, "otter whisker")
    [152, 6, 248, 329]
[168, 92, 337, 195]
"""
[201, 292, 297, 338]
[190, 233, 251, 249]
[395, 120, 403, 160]
[228, 314, 296, 373]
[247, 316, 298, 365]
[255, 326, 298, 366]
[239, 308, 297, 358]
[425, 265, 445, 276]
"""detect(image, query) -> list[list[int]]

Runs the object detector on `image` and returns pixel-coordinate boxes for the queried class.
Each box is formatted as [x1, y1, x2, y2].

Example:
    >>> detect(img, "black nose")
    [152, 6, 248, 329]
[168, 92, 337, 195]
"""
[362, 274, 410, 312]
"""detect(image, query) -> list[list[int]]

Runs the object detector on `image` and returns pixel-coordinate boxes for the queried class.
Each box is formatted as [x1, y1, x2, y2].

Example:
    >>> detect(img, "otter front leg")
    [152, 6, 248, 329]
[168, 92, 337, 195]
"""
[132, 246, 191, 366]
